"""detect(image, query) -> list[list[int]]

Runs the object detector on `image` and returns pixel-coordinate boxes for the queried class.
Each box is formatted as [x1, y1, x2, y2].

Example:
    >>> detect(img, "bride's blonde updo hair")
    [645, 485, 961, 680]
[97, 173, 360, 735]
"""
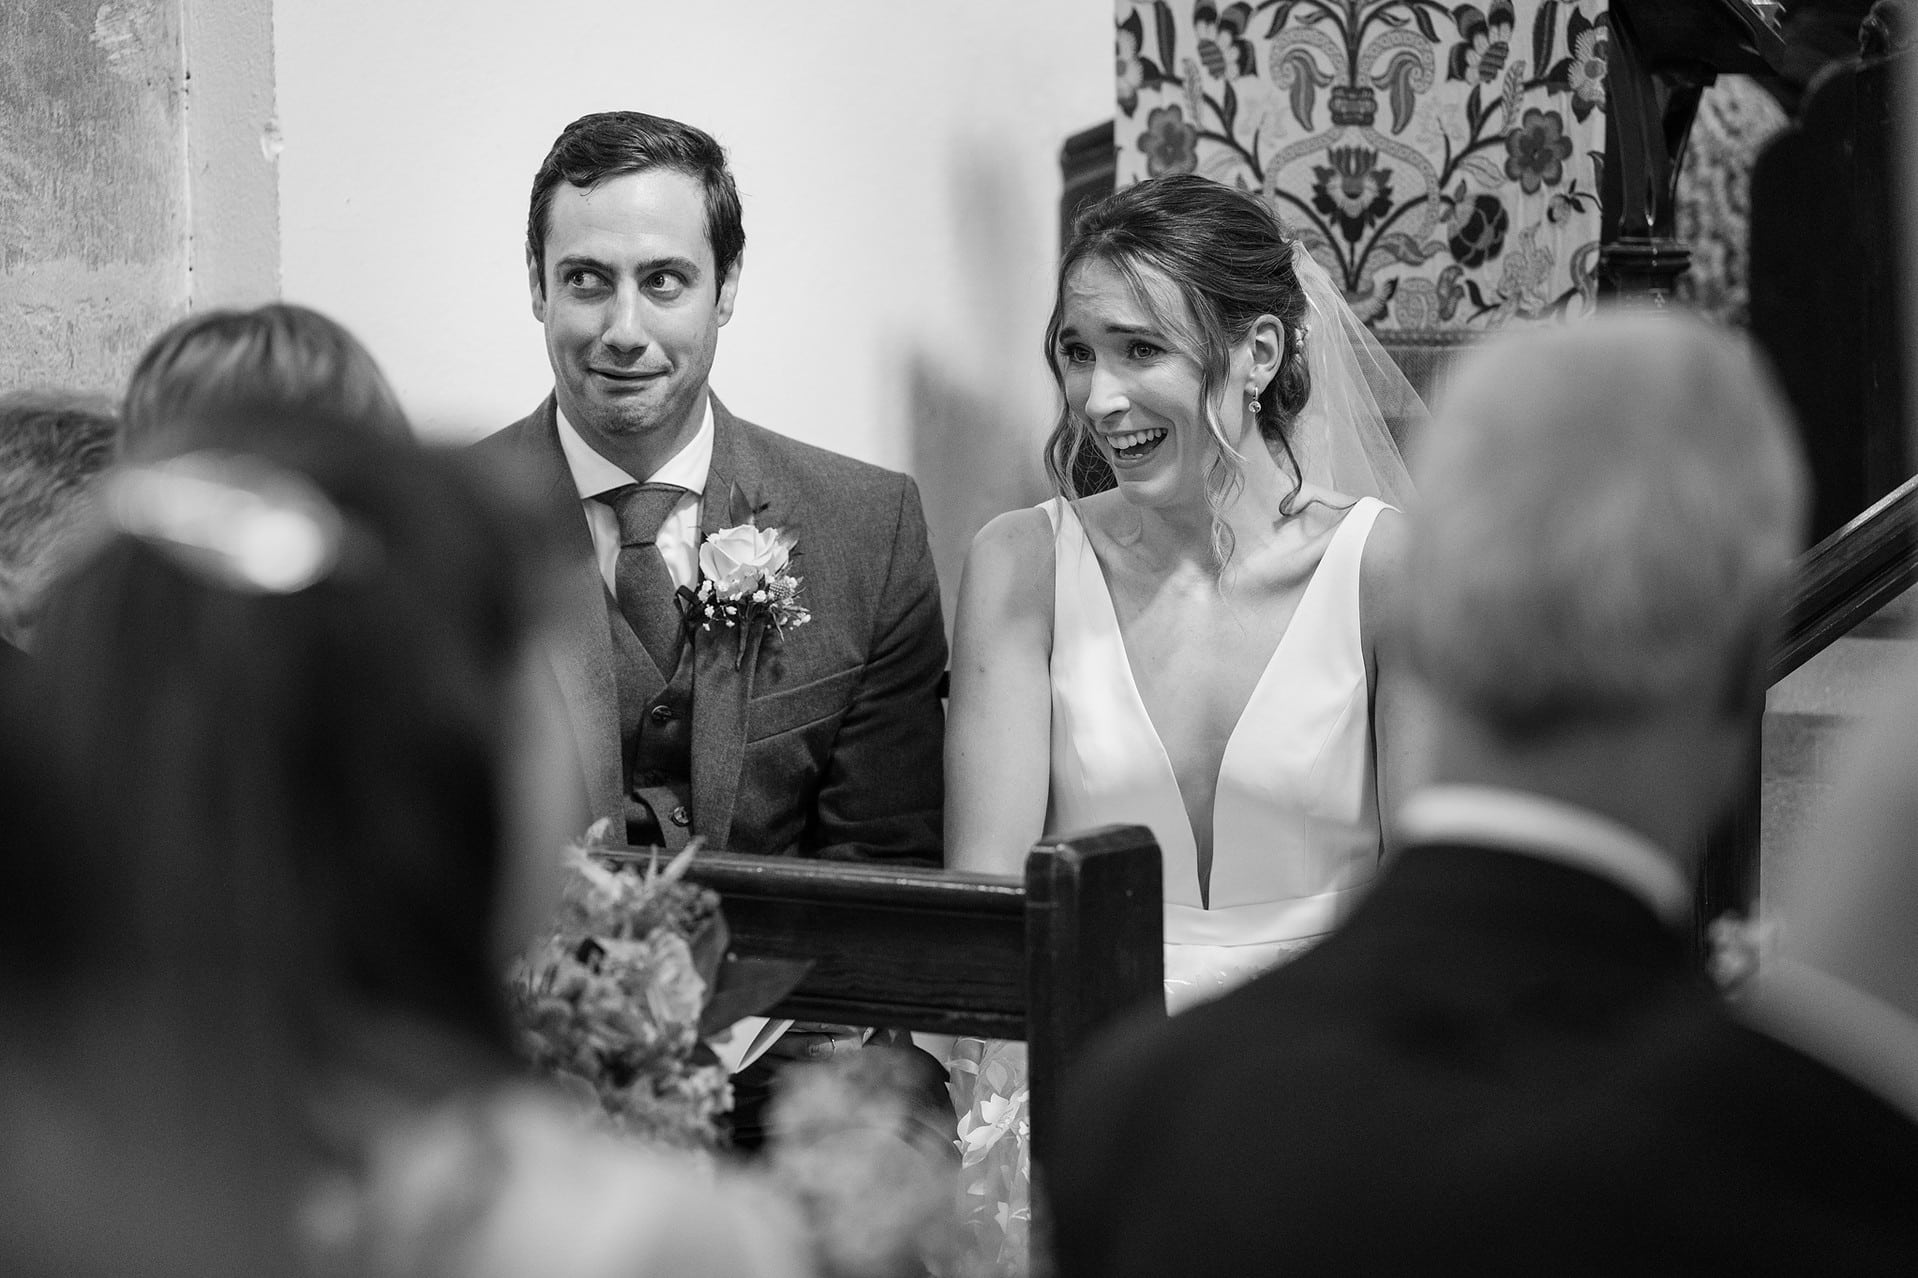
[1044, 174, 1312, 565]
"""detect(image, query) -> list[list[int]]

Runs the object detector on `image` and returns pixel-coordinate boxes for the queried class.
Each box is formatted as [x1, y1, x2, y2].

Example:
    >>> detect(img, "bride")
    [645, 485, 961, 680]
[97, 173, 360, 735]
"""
[942, 172, 1426, 1262]
[948, 172, 1425, 1001]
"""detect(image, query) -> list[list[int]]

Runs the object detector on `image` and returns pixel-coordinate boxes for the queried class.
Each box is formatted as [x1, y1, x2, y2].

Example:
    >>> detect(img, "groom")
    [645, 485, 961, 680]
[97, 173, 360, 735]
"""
[474, 111, 945, 867]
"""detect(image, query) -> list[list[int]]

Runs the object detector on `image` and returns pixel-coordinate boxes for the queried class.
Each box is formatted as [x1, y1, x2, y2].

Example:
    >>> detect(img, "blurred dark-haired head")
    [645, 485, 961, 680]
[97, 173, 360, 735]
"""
[38, 411, 578, 1063]
[123, 304, 413, 455]
[0, 391, 120, 650]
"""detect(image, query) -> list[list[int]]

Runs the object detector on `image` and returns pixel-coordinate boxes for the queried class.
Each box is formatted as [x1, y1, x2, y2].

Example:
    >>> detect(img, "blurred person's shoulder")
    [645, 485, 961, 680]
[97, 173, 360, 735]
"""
[310, 1082, 813, 1278]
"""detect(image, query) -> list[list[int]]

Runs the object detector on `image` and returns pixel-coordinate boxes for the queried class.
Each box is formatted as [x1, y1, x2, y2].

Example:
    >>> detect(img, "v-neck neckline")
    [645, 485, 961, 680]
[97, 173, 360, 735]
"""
[1064, 499, 1362, 906]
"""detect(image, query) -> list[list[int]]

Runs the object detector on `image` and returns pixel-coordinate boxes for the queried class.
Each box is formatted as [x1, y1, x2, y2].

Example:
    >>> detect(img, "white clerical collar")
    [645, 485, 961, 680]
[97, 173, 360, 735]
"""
[553, 397, 713, 501]
[1746, 957, 1918, 1127]
[1398, 785, 1692, 924]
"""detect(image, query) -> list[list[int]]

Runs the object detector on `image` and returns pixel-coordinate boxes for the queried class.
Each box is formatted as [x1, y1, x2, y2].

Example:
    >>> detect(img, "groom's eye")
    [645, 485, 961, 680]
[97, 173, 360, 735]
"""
[645, 271, 687, 300]
[562, 268, 606, 293]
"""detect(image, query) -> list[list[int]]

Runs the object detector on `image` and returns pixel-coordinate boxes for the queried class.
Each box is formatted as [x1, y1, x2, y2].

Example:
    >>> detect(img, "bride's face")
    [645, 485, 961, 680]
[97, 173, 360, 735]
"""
[1056, 257, 1244, 508]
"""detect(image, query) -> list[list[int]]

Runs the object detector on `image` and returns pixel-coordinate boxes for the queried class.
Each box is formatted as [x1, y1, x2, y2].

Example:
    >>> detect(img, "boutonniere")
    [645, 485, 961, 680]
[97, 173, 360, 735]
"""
[678, 521, 812, 668]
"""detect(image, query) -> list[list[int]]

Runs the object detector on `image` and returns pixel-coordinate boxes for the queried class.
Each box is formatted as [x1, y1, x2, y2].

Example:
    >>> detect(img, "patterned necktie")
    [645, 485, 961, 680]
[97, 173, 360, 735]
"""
[597, 482, 691, 671]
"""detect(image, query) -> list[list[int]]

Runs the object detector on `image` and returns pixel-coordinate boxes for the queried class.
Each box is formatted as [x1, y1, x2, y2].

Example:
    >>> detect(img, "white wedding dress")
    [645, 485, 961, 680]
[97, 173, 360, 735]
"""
[950, 494, 1389, 1267]
[1045, 493, 1387, 1007]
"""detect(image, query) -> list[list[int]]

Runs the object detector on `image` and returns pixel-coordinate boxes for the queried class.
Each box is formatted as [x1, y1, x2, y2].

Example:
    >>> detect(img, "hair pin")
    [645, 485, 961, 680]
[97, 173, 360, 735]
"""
[106, 451, 348, 595]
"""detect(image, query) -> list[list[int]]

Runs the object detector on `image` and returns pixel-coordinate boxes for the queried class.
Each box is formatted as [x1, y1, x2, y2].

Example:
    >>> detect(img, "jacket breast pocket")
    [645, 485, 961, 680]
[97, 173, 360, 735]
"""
[747, 665, 863, 743]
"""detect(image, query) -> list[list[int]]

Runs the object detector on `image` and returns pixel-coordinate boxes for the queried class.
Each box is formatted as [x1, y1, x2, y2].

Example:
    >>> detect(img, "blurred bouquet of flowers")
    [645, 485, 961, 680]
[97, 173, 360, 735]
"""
[948, 1040, 1033, 1274]
[508, 823, 806, 1150]
[506, 826, 1012, 1275]
[766, 1048, 968, 1278]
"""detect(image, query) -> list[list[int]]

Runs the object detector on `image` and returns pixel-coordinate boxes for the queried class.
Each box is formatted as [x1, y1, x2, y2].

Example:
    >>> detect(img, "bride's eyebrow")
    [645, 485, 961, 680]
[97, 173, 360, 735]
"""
[1056, 320, 1166, 342]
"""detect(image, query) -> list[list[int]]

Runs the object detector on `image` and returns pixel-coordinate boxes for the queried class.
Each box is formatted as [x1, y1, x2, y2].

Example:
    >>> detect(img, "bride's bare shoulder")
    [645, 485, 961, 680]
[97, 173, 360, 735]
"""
[1359, 502, 1410, 618]
[961, 504, 1057, 617]
[1292, 482, 1359, 531]
[970, 503, 1055, 563]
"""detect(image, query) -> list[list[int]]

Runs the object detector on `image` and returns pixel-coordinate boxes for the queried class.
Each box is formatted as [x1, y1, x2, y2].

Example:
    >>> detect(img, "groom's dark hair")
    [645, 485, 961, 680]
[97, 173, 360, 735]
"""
[526, 110, 746, 297]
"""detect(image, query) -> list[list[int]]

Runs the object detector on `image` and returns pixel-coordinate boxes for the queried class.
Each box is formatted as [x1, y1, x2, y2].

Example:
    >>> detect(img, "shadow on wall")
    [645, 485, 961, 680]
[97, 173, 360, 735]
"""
[907, 138, 1053, 629]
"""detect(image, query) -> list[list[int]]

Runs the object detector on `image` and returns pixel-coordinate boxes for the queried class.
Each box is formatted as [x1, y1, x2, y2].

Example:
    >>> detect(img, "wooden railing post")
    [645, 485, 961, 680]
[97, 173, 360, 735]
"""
[1023, 826, 1164, 1179]
[1599, 0, 1786, 304]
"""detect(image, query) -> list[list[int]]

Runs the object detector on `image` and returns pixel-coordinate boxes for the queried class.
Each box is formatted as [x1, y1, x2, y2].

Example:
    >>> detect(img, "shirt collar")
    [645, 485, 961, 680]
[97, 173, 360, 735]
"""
[1398, 784, 1692, 924]
[553, 396, 713, 501]
[1748, 957, 1918, 1127]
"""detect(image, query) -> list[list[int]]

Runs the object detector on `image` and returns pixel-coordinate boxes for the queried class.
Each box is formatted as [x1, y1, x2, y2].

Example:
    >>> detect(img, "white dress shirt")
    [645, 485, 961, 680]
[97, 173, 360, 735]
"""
[1397, 784, 1692, 924]
[554, 398, 713, 592]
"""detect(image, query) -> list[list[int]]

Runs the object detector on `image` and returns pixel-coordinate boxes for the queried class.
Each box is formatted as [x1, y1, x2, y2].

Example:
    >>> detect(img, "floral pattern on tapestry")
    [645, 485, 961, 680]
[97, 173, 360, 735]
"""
[1113, 0, 1608, 333]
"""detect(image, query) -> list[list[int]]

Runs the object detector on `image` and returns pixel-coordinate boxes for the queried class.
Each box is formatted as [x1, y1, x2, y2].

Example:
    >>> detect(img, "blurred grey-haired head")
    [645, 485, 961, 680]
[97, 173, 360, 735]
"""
[1404, 311, 1808, 739]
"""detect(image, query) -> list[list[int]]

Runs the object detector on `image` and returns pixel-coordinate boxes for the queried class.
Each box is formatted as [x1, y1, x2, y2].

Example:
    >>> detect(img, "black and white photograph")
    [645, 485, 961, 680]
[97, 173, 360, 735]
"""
[4, 2, 1917, 1274]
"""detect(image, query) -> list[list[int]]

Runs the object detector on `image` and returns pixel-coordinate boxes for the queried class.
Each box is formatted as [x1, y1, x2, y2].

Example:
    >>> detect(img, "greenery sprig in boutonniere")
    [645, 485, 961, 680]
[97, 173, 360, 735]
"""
[678, 521, 812, 668]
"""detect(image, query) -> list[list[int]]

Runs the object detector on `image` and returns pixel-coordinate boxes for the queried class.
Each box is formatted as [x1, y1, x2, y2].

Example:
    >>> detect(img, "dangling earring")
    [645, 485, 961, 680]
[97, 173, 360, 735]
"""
[1248, 383, 1262, 417]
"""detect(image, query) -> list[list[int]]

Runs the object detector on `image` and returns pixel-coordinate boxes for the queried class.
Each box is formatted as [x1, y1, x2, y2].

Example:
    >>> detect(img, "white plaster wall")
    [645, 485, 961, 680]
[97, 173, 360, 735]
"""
[184, 0, 281, 308]
[273, 0, 1112, 605]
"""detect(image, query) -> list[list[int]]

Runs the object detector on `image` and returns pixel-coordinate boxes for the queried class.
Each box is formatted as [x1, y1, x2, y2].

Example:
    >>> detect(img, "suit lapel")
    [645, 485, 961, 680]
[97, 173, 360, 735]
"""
[513, 398, 639, 824]
[690, 397, 766, 851]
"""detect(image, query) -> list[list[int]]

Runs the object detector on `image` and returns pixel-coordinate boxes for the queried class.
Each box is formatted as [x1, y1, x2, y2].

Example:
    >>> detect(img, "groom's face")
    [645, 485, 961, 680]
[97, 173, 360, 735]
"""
[529, 168, 740, 472]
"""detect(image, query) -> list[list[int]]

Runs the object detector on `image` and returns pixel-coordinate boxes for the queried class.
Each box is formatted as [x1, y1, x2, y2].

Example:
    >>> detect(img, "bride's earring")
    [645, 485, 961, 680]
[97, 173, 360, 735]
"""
[1248, 383, 1262, 417]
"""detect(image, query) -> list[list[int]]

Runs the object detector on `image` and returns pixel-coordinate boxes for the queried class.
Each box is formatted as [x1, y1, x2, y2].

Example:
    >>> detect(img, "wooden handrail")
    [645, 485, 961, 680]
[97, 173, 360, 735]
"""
[1698, 473, 1918, 948]
[1771, 473, 1918, 685]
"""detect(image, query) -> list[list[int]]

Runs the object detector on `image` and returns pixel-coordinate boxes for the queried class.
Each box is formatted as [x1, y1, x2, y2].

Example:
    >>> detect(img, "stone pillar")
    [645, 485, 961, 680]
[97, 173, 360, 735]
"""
[0, 0, 279, 397]
[0, 0, 191, 394]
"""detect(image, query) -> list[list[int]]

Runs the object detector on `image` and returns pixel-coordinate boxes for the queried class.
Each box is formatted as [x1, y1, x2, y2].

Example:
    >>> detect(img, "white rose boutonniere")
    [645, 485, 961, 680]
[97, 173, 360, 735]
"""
[698, 523, 791, 594]
[680, 522, 812, 668]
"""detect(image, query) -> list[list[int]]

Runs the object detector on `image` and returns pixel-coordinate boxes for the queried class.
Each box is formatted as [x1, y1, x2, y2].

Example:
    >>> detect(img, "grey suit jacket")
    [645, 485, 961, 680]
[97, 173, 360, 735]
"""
[473, 395, 946, 863]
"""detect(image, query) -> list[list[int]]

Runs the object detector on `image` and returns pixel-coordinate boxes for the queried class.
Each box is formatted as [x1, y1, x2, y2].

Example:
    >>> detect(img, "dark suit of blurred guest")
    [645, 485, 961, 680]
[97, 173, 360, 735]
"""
[1050, 315, 1918, 1277]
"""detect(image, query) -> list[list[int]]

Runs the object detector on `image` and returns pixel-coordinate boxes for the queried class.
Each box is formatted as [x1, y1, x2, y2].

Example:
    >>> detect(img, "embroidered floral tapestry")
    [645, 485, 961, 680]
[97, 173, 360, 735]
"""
[1114, 0, 1609, 333]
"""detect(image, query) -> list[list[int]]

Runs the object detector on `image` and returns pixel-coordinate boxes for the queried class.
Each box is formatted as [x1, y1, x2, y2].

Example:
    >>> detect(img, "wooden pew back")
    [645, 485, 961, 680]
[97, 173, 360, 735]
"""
[605, 824, 1164, 1171]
